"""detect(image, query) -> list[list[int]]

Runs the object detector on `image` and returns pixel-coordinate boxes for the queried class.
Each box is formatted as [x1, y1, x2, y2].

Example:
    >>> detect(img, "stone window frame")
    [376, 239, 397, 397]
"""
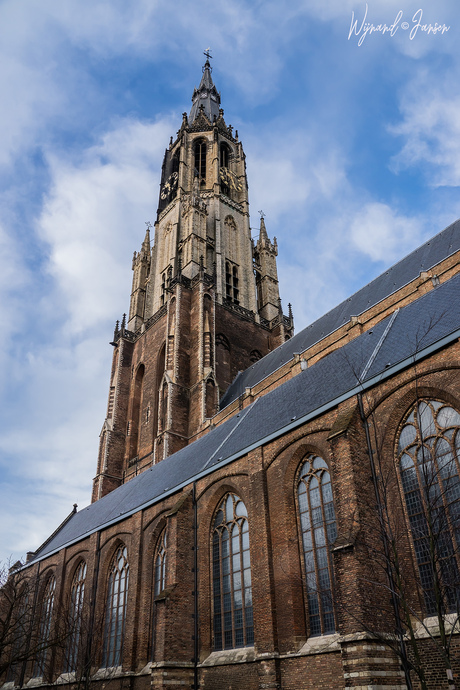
[101, 545, 129, 669]
[211, 493, 254, 651]
[396, 398, 460, 615]
[296, 454, 338, 637]
[33, 574, 56, 678]
[65, 560, 87, 673]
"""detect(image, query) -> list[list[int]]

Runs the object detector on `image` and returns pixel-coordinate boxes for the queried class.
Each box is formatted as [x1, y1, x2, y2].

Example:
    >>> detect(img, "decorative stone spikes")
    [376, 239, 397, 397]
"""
[256, 216, 277, 255]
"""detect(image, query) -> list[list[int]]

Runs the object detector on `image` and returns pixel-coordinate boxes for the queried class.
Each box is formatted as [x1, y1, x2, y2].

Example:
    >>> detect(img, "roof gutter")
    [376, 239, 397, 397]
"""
[27, 325, 460, 566]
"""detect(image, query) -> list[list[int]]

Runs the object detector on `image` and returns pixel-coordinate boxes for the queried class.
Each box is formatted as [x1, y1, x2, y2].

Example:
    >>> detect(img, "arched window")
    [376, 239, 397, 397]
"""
[249, 350, 262, 364]
[220, 144, 230, 195]
[34, 576, 56, 677]
[154, 530, 167, 596]
[66, 561, 87, 672]
[215, 333, 231, 394]
[194, 140, 206, 186]
[397, 399, 460, 614]
[225, 262, 239, 305]
[102, 546, 129, 668]
[297, 455, 337, 636]
[128, 364, 144, 460]
[212, 493, 254, 650]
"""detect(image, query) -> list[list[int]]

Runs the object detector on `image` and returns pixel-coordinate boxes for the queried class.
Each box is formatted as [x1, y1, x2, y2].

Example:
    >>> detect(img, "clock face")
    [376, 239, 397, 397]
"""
[160, 171, 179, 200]
[219, 167, 243, 192]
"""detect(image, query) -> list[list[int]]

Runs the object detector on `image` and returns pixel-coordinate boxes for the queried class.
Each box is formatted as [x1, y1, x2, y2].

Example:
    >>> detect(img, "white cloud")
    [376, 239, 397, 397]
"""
[350, 202, 424, 262]
[391, 84, 460, 187]
[38, 117, 174, 334]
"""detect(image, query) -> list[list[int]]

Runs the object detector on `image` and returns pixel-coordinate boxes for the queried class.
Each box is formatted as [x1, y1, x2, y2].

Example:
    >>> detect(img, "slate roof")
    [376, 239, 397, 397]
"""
[220, 218, 460, 409]
[30, 269, 460, 564]
[189, 59, 221, 124]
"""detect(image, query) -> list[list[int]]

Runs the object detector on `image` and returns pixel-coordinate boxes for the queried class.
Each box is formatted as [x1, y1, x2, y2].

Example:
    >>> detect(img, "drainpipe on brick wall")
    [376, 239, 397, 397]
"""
[357, 392, 413, 690]
[18, 561, 41, 688]
[192, 482, 199, 690]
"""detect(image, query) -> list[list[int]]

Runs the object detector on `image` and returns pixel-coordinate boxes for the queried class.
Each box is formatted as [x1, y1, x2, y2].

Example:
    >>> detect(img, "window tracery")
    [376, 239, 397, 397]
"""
[66, 561, 87, 672]
[194, 140, 206, 186]
[297, 455, 337, 636]
[212, 493, 254, 650]
[397, 399, 460, 614]
[102, 546, 129, 668]
[33, 575, 56, 677]
[154, 529, 167, 597]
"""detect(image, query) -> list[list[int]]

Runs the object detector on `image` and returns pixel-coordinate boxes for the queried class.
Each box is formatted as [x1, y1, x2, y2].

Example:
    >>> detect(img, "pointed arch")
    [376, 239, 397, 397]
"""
[128, 363, 145, 459]
[296, 454, 337, 636]
[212, 493, 254, 650]
[33, 575, 56, 677]
[66, 560, 87, 672]
[153, 343, 166, 440]
[194, 139, 207, 186]
[215, 333, 231, 395]
[397, 398, 460, 614]
[102, 545, 129, 668]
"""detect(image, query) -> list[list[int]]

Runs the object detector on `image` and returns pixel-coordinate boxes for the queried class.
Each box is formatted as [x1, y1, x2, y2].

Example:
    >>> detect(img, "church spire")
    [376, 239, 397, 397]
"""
[189, 56, 221, 124]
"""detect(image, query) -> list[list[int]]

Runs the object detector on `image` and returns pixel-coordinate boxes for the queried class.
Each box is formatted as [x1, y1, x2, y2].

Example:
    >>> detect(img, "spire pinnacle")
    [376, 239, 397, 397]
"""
[189, 54, 221, 124]
[259, 212, 269, 243]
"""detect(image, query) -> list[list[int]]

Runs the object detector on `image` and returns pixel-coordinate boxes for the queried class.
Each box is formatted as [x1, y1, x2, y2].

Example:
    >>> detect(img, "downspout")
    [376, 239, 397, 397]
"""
[19, 561, 41, 688]
[192, 482, 199, 690]
[357, 393, 412, 690]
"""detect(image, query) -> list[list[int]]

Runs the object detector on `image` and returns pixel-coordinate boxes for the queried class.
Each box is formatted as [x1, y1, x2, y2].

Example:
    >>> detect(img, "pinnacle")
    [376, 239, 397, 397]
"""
[189, 58, 221, 124]
[259, 216, 269, 243]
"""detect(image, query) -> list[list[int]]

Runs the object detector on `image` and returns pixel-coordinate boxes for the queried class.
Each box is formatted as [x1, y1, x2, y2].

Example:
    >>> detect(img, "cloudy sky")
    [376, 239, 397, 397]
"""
[0, 0, 459, 565]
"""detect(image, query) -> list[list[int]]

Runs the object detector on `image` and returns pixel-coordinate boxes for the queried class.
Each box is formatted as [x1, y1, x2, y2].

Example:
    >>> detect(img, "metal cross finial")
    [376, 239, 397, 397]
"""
[145, 221, 152, 230]
[258, 210, 265, 219]
[203, 47, 212, 60]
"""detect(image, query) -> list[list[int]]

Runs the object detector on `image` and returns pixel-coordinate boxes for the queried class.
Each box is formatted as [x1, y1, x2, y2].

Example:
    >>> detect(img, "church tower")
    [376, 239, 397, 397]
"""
[92, 57, 293, 502]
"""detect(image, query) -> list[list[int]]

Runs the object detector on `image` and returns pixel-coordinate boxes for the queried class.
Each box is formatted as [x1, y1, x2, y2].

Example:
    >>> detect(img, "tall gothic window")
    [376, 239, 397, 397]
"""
[297, 455, 337, 636]
[33, 576, 56, 677]
[220, 144, 230, 195]
[154, 530, 167, 596]
[194, 140, 206, 186]
[212, 494, 254, 650]
[102, 546, 129, 668]
[397, 399, 460, 614]
[225, 262, 239, 305]
[66, 561, 87, 672]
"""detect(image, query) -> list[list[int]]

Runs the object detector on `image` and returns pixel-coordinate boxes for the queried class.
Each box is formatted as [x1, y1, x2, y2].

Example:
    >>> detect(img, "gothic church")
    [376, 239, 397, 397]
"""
[3, 58, 460, 690]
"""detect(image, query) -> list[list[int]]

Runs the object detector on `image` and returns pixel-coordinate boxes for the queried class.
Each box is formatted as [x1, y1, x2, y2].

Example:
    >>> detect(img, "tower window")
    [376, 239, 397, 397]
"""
[220, 144, 230, 195]
[225, 262, 239, 305]
[194, 140, 207, 186]
[154, 529, 167, 596]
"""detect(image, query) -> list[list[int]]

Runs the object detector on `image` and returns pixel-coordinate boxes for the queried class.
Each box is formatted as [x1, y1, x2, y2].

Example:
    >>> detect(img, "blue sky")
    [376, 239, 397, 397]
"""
[0, 0, 459, 565]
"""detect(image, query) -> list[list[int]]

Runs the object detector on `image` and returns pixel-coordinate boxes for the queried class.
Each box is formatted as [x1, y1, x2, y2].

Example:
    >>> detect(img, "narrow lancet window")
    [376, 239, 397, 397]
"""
[297, 455, 337, 636]
[66, 561, 87, 673]
[33, 576, 56, 677]
[212, 493, 254, 650]
[397, 399, 460, 614]
[102, 546, 129, 668]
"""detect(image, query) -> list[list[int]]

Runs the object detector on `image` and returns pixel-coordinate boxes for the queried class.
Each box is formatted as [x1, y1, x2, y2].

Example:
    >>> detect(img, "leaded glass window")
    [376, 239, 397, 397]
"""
[297, 455, 337, 636]
[154, 530, 167, 597]
[102, 546, 129, 668]
[33, 576, 56, 677]
[66, 561, 87, 672]
[212, 493, 253, 650]
[397, 399, 460, 614]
